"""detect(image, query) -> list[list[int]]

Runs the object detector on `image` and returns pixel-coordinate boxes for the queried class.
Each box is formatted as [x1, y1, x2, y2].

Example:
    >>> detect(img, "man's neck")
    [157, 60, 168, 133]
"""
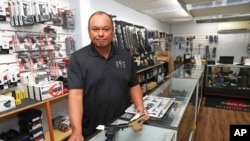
[95, 45, 112, 59]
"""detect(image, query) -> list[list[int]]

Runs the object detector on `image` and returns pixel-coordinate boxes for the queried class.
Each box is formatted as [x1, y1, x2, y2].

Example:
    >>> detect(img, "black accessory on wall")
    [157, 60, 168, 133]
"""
[62, 10, 74, 29]
[214, 35, 218, 43]
[205, 45, 210, 59]
[212, 47, 217, 58]
[209, 35, 213, 43]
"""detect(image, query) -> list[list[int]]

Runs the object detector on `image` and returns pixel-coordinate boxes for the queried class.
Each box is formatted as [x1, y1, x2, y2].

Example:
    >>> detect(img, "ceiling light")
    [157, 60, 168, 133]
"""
[186, 0, 250, 10]
[141, 6, 182, 14]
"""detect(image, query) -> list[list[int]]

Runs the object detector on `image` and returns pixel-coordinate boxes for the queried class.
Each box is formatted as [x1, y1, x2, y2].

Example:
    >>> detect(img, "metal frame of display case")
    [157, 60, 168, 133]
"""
[204, 64, 250, 99]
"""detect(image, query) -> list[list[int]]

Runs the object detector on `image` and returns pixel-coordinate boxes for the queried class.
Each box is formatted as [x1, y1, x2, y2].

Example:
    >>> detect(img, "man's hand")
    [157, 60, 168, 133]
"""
[136, 106, 150, 121]
[67, 133, 84, 141]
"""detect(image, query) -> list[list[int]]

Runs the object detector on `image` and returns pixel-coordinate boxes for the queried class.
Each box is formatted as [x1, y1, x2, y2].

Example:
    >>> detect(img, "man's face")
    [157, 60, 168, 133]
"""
[88, 14, 114, 48]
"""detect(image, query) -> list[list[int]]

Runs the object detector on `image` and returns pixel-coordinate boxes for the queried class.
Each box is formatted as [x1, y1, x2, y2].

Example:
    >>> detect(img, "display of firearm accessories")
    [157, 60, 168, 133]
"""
[44, 25, 56, 34]
[30, 52, 43, 70]
[65, 36, 75, 56]
[52, 8, 63, 26]
[45, 33, 56, 50]
[37, 34, 46, 50]
[0, 65, 8, 90]
[16, 52, 30, 71]
[0, 35, 13, 54]
[28, 34, 40, 50]
[0, 2, 7, 21]
[114, 20, 125, 49]
[19, 0, 34, 25]
[49, 62, 67, 78]
[125, 25, 136, 55]
[62, 10, 74, 29]
[8, 1, 15, 25]
[137, 30, 147, 54]
[205, 45, 210, 59]
[113, 20, 156, 68]
[48, 2, 58, 20]
[143, 29, 154, 53]
[120, 22, 130, 52]
[7, 64, 20, 87]
[33, 0, 50, 22]
[12, 34, 31, 51]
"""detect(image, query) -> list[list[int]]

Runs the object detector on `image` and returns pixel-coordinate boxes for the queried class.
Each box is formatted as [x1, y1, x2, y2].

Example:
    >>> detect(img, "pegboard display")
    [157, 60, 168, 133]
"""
[0, 0, 77, 94]
[172, 32, 250, 62]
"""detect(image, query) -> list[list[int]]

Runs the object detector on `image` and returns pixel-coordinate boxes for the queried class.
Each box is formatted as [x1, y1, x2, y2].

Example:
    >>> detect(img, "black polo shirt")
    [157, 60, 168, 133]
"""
[67, 43, 138, 137]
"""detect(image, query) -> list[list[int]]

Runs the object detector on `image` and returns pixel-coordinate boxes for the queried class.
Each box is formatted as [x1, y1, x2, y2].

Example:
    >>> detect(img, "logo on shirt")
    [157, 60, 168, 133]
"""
[116, 60, 126, 69]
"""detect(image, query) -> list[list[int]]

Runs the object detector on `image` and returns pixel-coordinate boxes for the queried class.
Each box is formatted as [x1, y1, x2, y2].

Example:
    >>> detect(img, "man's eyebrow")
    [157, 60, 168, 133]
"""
[91, 25, 111, 28]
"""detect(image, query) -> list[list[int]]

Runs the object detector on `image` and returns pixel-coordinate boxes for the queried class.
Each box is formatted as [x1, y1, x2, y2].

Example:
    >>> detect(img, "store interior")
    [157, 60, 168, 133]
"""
[0, 0, 250, 141]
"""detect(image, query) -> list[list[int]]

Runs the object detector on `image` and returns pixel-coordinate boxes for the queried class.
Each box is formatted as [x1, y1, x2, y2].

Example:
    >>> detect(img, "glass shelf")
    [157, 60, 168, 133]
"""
[121, 78, 198, 129]
[205, 64, 250, 98]
[169, 64, 204, 79]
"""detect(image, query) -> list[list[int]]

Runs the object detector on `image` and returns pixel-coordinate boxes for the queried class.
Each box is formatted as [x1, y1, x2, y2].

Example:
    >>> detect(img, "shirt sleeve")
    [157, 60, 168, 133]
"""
[67, 53, 85, 89]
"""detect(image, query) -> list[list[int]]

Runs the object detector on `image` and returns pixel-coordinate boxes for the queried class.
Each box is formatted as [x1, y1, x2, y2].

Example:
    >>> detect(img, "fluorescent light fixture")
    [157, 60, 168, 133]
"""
[186, 0, 250, 10]
[141, 6, 182, 14]
[161, 17, 193, 22]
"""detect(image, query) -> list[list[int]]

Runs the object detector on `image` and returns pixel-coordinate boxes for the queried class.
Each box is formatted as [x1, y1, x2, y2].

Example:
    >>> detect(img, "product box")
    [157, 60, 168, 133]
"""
[0, 0, 8, 21]
[32, 0, 50, 23]
[0, 65, 8, 90]
[156, 50, 169, 62]
[0, 95, 16, 112]
[19, 0, 34, 25]
[28, 81, 63, 101]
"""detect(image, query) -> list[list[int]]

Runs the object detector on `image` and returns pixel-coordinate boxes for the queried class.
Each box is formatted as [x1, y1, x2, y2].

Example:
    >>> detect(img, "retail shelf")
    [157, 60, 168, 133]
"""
[44, 129, 72, 141]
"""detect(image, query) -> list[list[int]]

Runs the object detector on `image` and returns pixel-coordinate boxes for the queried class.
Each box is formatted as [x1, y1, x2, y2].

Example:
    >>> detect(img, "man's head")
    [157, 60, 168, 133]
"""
[88, 11, 114, 48]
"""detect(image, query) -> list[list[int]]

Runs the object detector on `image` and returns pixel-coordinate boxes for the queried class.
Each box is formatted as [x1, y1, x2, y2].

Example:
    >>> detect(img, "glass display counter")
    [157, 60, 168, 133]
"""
[121, 78, 198, 141]
[89, 119, 176, 141]
[205, 64, 250, 98]
[169, 64, 205, 114]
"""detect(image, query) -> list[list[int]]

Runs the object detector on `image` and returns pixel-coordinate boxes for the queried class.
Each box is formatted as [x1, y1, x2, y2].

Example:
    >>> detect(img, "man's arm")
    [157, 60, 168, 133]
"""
[68, 89, 84, 141]
[129, 84, 149, 120]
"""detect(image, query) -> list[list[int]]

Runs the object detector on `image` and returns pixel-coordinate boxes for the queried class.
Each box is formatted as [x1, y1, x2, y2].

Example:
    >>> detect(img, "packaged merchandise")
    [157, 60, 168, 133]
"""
[0, 95, 16, 112]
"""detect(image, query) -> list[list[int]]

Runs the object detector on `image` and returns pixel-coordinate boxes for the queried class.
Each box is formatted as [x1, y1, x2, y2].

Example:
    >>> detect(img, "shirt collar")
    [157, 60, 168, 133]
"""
[88, 42, 116, 58]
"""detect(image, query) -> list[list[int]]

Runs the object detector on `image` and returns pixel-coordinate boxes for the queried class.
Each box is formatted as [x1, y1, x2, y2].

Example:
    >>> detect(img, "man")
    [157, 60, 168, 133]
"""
[67, 11, 148, 141]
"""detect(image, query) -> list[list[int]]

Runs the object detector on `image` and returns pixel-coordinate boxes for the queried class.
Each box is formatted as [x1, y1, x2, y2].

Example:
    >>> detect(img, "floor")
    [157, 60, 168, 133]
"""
[193, 97, 250, 141]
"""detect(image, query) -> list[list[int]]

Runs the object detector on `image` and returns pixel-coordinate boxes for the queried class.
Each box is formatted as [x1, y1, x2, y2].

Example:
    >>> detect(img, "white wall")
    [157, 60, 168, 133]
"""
[70, 0, 91, 50]
[171, 23, 218, 34]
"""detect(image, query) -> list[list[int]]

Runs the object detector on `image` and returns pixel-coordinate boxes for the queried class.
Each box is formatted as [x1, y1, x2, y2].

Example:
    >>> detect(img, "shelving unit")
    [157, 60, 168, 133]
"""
[137, 62, 168, 93]
[0, 93, 70, 141]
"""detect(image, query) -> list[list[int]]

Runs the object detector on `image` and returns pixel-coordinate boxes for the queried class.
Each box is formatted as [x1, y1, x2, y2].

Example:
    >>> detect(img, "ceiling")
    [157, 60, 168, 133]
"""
[113, 0, 250, 25]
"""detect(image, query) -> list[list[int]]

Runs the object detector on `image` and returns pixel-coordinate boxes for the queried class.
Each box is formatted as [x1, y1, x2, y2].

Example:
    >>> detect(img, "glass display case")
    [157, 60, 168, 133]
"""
[120, 77, 198, 141]
[205, 64, 250, 98]
[169, 64, 205, 114]
[88, 119, 176, 141]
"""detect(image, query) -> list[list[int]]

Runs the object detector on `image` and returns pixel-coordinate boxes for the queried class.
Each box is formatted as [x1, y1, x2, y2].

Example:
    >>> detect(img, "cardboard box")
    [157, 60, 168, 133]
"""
[28, 81, 63, 101]
[156, 51, 169, 61]
[0, 95, 16, 112]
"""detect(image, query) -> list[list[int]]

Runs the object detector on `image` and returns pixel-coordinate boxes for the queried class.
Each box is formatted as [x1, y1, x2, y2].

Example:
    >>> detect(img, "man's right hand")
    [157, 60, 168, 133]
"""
[67, 133, 84, 141]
